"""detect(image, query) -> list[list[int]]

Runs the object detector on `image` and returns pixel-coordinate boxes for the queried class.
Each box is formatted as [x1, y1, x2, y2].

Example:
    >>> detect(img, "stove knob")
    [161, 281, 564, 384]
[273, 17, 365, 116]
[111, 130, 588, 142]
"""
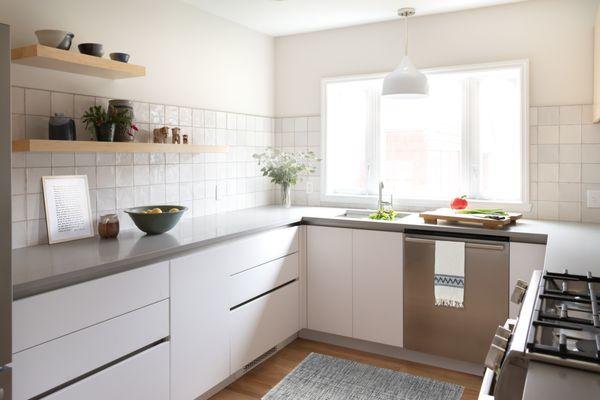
[484, 344, 506, 371]
[492, 334, 509, 350]
[511, 279, 529, 304]
[495, 325, 512, 340]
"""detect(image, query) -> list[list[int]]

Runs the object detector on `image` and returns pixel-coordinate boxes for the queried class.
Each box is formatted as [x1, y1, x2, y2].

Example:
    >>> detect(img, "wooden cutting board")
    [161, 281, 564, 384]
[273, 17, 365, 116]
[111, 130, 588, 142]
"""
[420, 208, 522, 229]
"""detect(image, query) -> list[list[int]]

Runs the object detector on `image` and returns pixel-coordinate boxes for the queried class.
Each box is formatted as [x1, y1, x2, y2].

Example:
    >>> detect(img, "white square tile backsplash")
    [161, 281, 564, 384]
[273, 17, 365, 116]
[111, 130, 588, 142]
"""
[11, 85, 276, 248]
[25, 88, 51, 116]
[559, 105, 582, 125]
[538, 106, 560, 126]
[521, 104, 598, 222]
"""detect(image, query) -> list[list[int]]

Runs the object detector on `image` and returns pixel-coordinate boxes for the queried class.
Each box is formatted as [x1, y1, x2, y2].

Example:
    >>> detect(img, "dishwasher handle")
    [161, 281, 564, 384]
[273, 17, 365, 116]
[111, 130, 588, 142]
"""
[404, 236, 505, 251]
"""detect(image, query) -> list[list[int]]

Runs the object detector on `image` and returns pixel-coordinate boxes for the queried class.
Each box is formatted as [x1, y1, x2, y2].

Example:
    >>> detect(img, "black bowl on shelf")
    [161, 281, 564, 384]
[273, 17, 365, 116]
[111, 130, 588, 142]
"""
[109, 52, 130, 63]
[78, 43, 104, 57]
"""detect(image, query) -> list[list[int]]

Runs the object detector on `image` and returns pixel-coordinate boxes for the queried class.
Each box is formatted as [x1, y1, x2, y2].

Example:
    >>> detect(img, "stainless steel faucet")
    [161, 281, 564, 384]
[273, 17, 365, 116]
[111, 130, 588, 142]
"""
[378, 181, 393, 210]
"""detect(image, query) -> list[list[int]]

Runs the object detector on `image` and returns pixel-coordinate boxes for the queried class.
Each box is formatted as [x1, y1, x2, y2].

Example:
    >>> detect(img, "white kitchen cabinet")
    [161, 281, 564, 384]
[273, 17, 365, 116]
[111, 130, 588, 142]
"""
[230, 281, 299, 372]
[298, 225, 308, 329]
[43, 342, 169, 400]
[221, 226, 298, 276]
[170, 246, 230, 400]
[353, 230, 404, 347]
[229, 253, 298, 308]
[307, 226, 353, 337]
[13, 300, 169, 400]
[13, 261, 169, 353]
[509, 242, 546, 318]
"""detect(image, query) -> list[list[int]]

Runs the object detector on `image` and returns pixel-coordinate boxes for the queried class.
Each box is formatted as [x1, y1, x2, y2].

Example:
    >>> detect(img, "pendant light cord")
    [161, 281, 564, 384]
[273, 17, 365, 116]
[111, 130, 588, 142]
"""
[404, 14, 409, 57]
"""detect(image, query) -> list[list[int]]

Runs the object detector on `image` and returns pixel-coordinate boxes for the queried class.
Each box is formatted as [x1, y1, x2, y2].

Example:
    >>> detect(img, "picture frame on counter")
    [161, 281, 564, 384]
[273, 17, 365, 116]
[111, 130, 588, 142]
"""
[42, 175, 94, 244]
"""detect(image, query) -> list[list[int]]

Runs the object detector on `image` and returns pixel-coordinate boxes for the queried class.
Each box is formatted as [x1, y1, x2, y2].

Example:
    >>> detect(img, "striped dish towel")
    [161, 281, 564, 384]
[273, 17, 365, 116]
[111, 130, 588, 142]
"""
[434, 240, 465, 308]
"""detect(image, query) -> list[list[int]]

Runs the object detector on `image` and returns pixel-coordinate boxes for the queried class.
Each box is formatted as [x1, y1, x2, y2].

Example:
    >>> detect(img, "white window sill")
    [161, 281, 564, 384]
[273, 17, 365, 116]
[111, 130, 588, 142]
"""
[319, 193, 532, 213]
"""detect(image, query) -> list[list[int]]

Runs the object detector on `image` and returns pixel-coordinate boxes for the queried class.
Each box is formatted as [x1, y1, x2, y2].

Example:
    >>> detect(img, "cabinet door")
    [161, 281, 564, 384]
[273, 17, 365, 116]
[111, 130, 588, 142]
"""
[307, 226, 353, 337]
[13, 300, 168, 400]
[230, 282, 299, 372]
[353, 230, 403, 347]
[509, 242, 546, 318]
[170, 246, 230, 400]
[43, 342, 169, 400]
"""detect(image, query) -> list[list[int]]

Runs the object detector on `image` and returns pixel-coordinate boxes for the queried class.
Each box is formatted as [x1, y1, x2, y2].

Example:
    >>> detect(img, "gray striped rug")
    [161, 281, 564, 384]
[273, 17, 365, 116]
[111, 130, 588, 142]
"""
[263, 353, 464, 400]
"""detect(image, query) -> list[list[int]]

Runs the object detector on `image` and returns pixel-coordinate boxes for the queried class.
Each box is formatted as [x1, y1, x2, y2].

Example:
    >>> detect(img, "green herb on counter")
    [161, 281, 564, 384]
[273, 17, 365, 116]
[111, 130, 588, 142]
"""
[369, 209, 397, 221]
[456, 208, 509, 216]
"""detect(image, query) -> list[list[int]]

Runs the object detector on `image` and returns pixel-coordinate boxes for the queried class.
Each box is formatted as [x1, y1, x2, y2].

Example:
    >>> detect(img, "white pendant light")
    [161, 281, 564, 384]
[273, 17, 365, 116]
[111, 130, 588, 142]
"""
[382, 8, 429, 98]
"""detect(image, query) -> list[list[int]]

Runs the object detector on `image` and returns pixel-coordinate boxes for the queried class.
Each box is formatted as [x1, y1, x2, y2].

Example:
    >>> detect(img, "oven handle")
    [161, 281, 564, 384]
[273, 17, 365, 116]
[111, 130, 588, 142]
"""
[404, 237, 505, 251]
[478, 367, 496, 400]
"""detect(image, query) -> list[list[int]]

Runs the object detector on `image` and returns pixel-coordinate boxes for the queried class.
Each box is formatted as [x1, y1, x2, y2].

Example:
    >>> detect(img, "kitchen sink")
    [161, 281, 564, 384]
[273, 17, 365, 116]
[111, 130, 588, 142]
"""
[337, 209, 413, 220]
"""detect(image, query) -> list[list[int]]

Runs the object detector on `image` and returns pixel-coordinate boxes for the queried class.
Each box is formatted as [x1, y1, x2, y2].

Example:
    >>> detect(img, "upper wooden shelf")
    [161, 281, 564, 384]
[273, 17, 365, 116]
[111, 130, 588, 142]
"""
[12, 139, 228, 154]
[11, 44, 146, 79]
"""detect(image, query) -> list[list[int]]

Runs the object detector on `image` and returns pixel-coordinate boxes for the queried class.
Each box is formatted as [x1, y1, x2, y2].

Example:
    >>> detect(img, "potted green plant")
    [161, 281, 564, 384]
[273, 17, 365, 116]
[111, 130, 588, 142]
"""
[110, 106, 138, 142]
[253, 147, 319, 208]
[82, 105, 115, 142]
[109, 100, 138, 142]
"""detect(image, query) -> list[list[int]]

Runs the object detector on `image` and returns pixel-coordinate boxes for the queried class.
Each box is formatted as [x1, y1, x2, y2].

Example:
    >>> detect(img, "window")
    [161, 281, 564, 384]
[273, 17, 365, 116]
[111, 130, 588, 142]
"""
[322, 61, 529, 209]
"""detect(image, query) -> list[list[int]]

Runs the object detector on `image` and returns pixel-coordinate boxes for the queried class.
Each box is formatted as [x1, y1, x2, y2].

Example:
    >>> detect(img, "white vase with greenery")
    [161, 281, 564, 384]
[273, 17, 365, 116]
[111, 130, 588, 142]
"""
[253, 147, 319, 208]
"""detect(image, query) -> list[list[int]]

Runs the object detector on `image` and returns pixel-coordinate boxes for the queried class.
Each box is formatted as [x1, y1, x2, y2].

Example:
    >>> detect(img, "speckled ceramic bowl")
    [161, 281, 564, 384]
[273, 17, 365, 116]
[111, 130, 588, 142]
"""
[125, 205, 187, 235]
[109, 52, 130, 63]
[35, 30, 74, 50]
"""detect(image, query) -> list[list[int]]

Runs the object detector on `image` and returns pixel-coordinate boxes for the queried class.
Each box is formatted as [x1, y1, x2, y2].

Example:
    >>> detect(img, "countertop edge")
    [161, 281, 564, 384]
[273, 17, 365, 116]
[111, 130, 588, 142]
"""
[12, 207, 565, 300]
[13, 218, 304, 300]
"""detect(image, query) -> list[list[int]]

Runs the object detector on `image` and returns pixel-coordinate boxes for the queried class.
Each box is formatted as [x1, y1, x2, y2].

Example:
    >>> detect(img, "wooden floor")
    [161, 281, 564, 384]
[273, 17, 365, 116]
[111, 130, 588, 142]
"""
[210, 338, 483, 400]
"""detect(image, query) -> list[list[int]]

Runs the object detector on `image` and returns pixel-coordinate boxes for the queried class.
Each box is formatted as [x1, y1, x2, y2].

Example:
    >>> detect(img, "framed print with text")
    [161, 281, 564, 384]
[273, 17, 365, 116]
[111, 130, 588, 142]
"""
[42, 175, 94, 244]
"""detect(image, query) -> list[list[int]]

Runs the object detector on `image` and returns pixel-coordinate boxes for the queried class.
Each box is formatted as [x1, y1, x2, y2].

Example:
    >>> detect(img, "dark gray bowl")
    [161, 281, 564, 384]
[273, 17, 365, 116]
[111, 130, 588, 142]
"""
[78, 43, 104, 57]
[109, 52, 130, 63]
[125, 205, 187, 235]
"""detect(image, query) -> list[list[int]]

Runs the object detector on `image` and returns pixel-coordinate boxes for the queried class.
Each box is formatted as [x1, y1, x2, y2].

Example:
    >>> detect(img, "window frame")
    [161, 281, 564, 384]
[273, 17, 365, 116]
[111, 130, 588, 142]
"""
[319, 59, 530, 211]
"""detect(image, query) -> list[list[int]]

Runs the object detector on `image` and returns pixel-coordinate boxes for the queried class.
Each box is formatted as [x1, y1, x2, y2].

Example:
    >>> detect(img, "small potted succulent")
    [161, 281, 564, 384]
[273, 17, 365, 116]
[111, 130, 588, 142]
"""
[253, 147, 319, 208]
[82, 105, 137, 142]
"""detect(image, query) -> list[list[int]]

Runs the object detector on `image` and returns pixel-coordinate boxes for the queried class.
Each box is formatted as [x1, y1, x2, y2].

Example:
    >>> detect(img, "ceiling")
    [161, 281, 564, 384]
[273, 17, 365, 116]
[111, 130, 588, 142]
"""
[183, 0, 529, 37]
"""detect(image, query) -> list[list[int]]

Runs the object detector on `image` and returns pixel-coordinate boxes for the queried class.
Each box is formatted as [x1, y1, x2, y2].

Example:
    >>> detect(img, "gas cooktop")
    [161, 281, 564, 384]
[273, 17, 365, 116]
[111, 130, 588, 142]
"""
[526, 270, 600, 371]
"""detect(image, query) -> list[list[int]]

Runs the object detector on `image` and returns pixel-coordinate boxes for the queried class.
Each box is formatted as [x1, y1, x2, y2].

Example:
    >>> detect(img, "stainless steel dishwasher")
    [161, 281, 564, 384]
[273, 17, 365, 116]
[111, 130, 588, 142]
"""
[403, 230, 509, 364]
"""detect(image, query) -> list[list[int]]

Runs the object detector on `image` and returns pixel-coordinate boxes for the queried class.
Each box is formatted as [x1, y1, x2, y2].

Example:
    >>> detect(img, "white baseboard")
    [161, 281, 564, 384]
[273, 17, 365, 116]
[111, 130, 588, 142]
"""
[299, 329, 484, 376]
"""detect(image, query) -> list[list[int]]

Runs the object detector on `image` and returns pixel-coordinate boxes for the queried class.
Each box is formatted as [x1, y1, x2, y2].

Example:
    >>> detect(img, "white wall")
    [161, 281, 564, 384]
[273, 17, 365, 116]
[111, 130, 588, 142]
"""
[274, 0, 598, 117]
[3, 0, 274, 116]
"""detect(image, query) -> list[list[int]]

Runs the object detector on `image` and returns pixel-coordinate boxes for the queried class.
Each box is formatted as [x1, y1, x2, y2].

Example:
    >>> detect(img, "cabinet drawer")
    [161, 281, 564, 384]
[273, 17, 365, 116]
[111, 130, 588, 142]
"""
[13, 261, 169, 353]
[12, 300, 169, 400]
[43, 342, 169, 400]
[222, 226, 298, 275]
[229, 253, 298, 308]
[230, 281, 299, 372]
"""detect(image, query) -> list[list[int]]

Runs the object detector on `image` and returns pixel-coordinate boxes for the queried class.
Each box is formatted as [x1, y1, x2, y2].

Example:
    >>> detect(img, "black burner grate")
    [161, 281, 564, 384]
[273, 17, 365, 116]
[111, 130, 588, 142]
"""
[527, 270, 600, 364]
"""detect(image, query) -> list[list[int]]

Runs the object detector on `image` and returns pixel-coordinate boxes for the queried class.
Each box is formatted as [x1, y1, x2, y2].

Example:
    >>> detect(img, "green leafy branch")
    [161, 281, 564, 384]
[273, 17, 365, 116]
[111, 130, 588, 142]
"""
[253, 147, 320, 185]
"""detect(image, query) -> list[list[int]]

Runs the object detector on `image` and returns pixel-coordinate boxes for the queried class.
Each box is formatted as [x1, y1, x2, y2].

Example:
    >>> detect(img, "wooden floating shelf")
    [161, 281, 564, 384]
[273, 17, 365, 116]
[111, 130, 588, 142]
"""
[12, 139, 229, 154]
[11, 44, 146, 79]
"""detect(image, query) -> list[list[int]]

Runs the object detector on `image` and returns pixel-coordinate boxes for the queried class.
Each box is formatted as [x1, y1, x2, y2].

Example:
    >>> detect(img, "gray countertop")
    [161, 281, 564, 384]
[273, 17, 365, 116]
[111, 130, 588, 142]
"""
[12, 206, 600, 299]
